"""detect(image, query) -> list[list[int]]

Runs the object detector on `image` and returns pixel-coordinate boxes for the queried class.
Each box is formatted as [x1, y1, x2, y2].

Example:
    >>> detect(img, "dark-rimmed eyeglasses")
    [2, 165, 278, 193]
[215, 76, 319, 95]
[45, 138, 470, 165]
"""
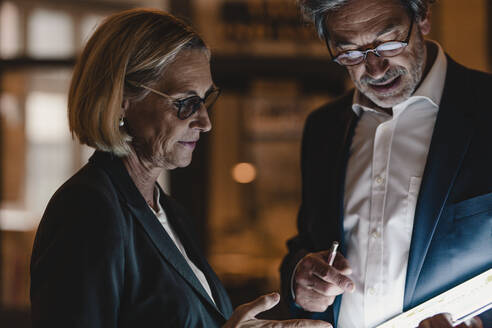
[128, 81, 221, 120]
[324, 17, 415, 67]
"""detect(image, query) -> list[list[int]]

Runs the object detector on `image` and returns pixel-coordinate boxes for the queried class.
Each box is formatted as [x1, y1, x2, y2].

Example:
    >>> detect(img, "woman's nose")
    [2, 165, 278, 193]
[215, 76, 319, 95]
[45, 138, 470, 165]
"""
[191, 104, 212, 132]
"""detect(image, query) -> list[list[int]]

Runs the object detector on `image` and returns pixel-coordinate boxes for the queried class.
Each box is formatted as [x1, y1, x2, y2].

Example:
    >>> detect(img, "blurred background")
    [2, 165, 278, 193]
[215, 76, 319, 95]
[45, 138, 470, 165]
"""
[0, 0, 490, 326]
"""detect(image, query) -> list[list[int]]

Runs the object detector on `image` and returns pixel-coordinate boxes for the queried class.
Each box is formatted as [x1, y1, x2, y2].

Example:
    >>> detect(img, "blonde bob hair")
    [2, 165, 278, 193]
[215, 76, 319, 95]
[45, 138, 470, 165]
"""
[68, 9, 209, 156]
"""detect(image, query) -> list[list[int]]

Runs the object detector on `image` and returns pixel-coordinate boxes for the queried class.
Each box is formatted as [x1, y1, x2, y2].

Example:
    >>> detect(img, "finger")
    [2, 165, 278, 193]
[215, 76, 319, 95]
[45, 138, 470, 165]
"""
[296, 254, 355, 293]
[465, 316, 483, 328]
[317, 249, 338, 260]
[275, 319, 333, 328]
[303, 255, 332, 278]
[294, 286, 335, 312]
[298, 253, 331, 276]
[238, 293, 280, 321]
[418, 313, 453, 328]
[331, 252, 352, 275]
[296, 271, 344, 296]
[312, 262, 355, 293]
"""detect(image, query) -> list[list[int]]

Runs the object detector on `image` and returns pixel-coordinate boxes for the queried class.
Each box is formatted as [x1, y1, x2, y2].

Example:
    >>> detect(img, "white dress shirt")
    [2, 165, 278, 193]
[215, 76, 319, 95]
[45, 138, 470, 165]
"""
[337, 41, 447, 328]
[149, 188, 216, 305]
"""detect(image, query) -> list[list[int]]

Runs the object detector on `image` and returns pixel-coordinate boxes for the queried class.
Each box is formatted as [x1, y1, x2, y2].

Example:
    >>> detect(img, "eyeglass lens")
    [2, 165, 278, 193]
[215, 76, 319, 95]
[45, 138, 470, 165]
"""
[178, 89, 220, 119]
[336, 41, 407, 66]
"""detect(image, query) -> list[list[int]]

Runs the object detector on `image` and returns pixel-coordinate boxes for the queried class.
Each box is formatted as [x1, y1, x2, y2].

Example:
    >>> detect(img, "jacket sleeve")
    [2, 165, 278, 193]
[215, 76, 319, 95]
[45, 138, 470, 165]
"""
[30, 183, 125, 328]
[280, 111, 317, 314]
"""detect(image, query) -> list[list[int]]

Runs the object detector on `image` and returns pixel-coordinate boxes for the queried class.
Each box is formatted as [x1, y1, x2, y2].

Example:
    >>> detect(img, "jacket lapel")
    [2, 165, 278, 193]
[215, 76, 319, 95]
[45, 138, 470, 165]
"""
[90, 151, 227, 320]
[403, 58, 475, 308]
[126, 202, 227, 319]
[158, 192, 233, 318]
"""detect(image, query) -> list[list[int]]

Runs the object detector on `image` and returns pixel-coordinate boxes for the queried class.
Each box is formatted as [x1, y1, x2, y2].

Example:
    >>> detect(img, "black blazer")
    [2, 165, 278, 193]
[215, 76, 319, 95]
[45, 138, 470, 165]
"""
[30, 151, 233, 328]
[280, 56, 492, 326]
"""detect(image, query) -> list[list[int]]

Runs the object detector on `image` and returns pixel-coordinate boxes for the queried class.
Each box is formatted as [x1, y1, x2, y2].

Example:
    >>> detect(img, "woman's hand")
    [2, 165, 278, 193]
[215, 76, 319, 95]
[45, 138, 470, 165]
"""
[222, 292, 332, 328]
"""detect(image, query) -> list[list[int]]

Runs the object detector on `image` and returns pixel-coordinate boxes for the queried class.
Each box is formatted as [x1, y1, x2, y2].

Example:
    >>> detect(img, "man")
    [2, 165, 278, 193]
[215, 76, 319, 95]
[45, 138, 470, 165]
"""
[280, 0, 492, 327]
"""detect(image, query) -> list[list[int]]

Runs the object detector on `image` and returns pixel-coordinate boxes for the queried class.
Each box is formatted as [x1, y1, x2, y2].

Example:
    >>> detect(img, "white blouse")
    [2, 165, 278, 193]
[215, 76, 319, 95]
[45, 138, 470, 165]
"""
[149, 188, 216, 305]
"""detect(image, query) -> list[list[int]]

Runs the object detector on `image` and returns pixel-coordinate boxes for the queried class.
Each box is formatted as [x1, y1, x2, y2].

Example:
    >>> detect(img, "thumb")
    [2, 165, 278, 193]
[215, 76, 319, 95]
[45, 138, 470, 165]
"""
[240, 293, 280, 320]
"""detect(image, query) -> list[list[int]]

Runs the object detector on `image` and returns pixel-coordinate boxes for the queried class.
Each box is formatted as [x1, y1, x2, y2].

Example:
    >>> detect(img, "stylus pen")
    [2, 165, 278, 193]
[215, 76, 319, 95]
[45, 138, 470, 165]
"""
[290, 240, 340, 301]
[327, 241, 339, 266]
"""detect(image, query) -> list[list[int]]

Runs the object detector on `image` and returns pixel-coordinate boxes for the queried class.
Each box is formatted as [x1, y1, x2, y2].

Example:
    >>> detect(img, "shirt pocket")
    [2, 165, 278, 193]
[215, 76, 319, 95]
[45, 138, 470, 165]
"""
[453, 192, 492, 222]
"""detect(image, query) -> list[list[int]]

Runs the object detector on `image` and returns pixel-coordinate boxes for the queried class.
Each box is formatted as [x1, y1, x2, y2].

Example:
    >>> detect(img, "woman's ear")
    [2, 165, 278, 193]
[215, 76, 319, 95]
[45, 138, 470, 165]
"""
[122, 99, 130, 112]
[120, 99, 130, 127]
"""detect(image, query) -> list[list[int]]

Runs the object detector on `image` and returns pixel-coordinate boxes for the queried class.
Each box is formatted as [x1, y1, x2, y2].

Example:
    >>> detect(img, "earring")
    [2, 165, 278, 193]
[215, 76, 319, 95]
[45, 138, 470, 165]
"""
[119, 117, 125, 127]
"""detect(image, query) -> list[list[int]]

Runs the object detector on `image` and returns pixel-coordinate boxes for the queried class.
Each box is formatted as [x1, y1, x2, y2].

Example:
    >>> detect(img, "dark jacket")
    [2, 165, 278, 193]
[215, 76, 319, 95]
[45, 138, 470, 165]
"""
[280, 56, 492, 326]
[30, 150, 233, 328]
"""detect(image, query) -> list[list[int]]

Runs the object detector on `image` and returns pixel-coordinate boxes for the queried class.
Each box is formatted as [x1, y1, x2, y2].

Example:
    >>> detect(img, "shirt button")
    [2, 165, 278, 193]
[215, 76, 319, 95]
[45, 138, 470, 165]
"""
[375, 176, 384, 184]
[371, 230, 381, 239]
[368, 287, 376, 296]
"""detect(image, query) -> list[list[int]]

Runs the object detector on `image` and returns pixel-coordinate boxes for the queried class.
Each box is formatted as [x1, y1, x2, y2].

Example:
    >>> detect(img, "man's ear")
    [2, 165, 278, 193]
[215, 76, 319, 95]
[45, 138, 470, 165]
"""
[418, 8, 432, 36]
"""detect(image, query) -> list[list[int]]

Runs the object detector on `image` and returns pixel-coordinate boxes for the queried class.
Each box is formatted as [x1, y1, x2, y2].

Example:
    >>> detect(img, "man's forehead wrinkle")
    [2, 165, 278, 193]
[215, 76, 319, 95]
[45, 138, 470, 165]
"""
[325, 0, 407, 29]
[326, 5, 407, 46]
[329, 18, 393, 44]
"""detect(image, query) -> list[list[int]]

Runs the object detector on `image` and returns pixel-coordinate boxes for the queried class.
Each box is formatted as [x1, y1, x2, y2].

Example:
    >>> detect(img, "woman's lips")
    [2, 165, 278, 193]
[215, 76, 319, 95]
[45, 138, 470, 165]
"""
[178, 141, 197, 149]
[368, 75, 402, 93]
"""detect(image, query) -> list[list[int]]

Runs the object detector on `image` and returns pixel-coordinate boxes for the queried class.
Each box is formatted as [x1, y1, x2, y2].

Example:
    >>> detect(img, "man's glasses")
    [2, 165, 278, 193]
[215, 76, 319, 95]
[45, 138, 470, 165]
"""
[324, 17, 414, 67]
[128, 81, 221, 120]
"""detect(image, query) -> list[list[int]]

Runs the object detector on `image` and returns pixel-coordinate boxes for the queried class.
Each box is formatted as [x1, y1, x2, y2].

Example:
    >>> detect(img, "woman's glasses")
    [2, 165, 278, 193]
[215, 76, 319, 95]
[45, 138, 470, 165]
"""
[128, 81, 221, 120]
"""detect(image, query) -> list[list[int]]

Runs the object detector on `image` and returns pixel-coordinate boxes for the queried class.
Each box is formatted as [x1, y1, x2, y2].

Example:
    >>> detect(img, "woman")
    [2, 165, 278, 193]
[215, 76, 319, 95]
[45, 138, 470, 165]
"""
[29, 9, 330, 328]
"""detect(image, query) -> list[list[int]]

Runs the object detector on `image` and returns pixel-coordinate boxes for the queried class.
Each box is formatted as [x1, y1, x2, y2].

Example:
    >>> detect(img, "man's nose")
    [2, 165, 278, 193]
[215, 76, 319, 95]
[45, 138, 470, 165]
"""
[364, 52, 389, 79]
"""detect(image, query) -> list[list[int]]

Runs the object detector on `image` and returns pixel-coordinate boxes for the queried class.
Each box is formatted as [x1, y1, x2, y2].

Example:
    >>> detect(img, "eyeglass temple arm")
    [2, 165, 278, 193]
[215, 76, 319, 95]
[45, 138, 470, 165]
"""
[321, 23, 336, 60]
[127, 80, 173, 100]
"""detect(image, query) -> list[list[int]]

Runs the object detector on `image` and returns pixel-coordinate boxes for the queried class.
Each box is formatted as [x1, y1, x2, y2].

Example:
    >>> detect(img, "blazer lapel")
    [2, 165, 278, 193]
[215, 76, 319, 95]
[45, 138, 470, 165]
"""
[403, 58, 475, 308]
[159, 192, 233, 318]
[90, 151, 226, 320]
[127, 203, 226, 319]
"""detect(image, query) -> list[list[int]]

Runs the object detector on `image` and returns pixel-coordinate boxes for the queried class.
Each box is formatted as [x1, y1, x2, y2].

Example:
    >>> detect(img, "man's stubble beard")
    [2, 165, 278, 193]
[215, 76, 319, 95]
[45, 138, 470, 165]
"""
[353, 32, 427, 109]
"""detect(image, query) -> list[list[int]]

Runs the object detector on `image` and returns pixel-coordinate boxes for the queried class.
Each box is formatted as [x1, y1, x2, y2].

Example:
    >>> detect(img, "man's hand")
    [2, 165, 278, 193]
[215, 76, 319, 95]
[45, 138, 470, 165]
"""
[223, 293, 332, 328]
[418, 313, 483, 328]
[293, 251, 355, 312]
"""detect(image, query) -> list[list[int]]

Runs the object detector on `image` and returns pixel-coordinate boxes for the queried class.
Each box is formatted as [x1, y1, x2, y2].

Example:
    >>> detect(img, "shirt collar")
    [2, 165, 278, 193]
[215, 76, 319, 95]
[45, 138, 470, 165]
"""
[352, 40, 447, 116]
[149, 186, 165, 216]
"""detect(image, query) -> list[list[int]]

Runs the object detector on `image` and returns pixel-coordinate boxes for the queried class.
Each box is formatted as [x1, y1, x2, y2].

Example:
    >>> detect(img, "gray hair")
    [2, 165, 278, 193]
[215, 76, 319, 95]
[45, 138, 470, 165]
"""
[298, 0, 435, 41]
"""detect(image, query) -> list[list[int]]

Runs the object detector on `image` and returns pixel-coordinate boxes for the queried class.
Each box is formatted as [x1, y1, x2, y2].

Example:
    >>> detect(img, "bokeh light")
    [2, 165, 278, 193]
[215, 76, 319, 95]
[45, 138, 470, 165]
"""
[232, 162, 257, 184]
